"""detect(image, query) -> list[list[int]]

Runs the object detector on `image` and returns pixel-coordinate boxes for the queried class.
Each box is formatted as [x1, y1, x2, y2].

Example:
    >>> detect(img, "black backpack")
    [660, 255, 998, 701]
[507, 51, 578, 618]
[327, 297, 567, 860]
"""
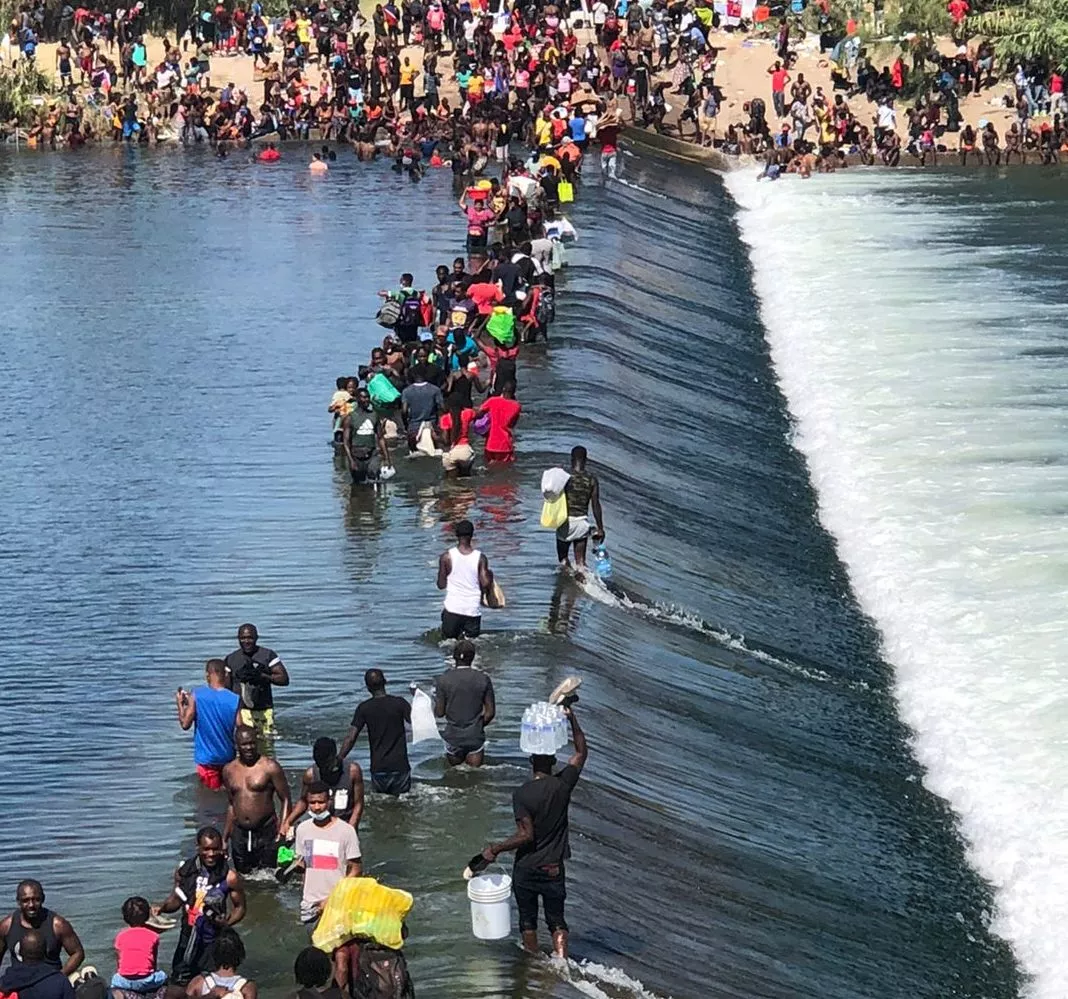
[74, 971, 109, 999]
[352, 944, 414, 999]
[398, 294, 423, 327]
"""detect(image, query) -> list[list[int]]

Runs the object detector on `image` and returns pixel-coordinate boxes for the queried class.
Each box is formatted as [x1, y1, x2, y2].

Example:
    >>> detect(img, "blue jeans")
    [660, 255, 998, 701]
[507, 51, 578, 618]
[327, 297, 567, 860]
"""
[111, 970, 167, 991]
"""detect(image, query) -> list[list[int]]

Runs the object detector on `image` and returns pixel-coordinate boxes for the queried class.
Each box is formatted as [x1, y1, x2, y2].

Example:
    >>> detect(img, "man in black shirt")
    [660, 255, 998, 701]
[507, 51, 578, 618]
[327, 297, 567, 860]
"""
[338, 669, 412, 796]
[482, 704, 588, 958]
[224, 623, 289, 754]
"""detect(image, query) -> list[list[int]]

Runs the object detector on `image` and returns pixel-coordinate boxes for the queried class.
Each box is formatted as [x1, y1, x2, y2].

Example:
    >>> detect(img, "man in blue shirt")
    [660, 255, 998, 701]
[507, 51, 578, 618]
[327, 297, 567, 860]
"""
[177, 659, 241, 790]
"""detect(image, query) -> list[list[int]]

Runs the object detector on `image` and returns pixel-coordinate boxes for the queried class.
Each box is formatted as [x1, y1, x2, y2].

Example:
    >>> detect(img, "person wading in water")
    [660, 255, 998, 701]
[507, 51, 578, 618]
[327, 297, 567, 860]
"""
[222, 727, 291, 874]
[0, 881, 83, 976]
[437, 519, 497, 640]
[555, 446, 606, 571]
[153, 827, 246, 991]
[481, 703, 588, 959]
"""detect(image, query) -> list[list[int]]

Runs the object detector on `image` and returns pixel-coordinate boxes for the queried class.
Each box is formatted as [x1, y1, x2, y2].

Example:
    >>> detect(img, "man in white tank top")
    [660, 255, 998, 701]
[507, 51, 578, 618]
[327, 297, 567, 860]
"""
[436, 519, 495, 639]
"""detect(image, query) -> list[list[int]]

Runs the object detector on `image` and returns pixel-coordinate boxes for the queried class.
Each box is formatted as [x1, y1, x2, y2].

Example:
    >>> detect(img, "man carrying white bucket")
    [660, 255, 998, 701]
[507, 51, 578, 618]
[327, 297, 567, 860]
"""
[480, 699, 588, 959]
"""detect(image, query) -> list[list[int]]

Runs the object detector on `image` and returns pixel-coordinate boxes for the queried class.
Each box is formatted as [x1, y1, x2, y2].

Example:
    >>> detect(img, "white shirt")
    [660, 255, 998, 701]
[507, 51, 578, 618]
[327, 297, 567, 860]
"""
[877, 104, 896, 129]
[444, 547, 483, 617]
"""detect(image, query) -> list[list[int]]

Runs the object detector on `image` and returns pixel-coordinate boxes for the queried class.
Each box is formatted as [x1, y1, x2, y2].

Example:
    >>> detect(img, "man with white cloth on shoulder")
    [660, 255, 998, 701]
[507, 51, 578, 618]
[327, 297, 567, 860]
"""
[437, 519, 496, 640]
[556, 446, 605, 571]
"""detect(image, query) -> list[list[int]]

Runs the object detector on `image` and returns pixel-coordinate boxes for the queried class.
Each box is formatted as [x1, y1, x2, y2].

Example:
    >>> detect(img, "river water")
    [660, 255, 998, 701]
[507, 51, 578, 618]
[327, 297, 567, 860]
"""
[0, 147, 1028, 999]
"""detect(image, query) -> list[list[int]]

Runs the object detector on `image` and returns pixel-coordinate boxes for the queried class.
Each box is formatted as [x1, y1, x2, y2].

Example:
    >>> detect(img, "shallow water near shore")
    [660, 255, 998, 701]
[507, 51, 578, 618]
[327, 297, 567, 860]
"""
[0, 146, 1025, 999]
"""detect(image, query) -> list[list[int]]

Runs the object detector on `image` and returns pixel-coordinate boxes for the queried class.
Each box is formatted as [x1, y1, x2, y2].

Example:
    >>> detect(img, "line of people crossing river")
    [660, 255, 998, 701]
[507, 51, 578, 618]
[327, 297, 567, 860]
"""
[2, 117, 610, 999]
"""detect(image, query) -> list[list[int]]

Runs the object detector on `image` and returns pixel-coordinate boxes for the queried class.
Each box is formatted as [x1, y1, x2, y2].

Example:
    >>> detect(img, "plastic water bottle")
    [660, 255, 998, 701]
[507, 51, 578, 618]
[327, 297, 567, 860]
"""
[593, 543, 612, 581]
[520, 702, 568, 754]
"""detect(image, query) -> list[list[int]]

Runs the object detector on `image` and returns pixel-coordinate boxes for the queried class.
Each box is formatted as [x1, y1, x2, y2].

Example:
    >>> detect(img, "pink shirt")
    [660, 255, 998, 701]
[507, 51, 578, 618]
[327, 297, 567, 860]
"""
[115, 926, 159, 978]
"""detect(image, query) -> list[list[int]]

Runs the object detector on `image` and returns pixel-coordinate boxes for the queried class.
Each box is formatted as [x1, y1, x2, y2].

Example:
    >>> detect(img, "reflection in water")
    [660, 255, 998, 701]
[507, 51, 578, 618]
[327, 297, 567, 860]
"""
[0, 150, 1020, 999]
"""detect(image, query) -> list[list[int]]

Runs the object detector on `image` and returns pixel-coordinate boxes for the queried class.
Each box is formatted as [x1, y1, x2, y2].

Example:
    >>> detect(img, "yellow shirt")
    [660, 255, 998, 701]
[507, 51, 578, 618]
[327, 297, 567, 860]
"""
[296, 16, 311, 42]
[468, 73, 485, 95]
[535, 117, 551, 146]
[399, 65, 416, 86]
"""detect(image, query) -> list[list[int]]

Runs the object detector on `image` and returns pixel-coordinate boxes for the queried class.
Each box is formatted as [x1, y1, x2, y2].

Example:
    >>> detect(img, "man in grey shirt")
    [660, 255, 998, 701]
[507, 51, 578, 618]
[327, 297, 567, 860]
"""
[401, 364, 445, 455]
[434, 640, 495, 767]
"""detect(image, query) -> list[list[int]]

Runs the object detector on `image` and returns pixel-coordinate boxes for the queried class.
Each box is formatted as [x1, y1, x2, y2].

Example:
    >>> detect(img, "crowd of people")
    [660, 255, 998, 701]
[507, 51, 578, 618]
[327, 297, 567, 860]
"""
[10, 0, 1068, 177]
[1, 16, 618, 991]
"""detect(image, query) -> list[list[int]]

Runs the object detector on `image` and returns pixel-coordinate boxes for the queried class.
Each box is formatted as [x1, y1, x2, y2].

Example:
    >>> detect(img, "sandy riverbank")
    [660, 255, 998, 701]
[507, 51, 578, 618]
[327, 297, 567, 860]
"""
[21, 22, 1022, 149]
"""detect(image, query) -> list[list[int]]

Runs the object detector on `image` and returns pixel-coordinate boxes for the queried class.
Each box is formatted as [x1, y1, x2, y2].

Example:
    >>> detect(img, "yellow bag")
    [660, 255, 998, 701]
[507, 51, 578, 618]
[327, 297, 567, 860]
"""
[558, 180, 574, 204]
[540, 494, 568, 529]
[312, 876, 414, 952]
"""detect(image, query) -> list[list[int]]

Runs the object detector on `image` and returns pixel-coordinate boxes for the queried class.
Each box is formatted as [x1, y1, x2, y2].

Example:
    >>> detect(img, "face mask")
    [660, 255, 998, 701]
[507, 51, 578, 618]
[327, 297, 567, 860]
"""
[309, 808, 331, 823]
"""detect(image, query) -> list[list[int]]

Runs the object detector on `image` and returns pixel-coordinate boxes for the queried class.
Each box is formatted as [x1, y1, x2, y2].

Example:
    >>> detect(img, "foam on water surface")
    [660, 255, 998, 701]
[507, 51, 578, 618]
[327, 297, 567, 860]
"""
[725, 168, 1068, 998]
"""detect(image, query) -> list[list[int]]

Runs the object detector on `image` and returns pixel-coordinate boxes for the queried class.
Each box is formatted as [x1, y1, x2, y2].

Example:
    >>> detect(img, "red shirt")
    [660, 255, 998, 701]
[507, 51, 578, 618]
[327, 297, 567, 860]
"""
[439, 408, 475, 446]
[115, 927, 159, 979]
[947, 0, 968, 21]
[1052, 73, 1064, 94]
[468, 281, 504, 315]
[478, 395, 521, 454]
[771, 69, 789, 92]
[598, 123, 620, 154]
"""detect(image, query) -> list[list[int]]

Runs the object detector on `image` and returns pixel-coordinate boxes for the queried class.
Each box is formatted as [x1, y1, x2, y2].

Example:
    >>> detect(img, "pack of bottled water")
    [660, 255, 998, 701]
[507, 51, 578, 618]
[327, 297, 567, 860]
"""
[520, 701, 569, 755]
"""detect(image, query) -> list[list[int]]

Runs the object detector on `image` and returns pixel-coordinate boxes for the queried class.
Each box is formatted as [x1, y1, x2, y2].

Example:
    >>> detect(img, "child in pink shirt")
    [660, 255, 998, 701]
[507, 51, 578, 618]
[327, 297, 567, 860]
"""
[111, 897, 167, 996]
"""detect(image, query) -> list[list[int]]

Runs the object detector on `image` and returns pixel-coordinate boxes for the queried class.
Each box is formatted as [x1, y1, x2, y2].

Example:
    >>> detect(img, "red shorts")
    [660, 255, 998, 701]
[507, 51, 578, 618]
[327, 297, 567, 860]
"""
[484, 449, 515, 463]
[196, 764, 224, 790]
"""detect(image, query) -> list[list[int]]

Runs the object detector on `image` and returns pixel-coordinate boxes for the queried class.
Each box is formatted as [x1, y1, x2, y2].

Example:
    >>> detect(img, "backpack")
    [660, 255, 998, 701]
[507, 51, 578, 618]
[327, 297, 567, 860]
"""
[376, 298, 402, 328]
[204, 975, 247, 999]
[534, 286, 555, 327]
[75, 971, 110, 999]
[352, 944, 414, 999]
[398, 294, 423, 327]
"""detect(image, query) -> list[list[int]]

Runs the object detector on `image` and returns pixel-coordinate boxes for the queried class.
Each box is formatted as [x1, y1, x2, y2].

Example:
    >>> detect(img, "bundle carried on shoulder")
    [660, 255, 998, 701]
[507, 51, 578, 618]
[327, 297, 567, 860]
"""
[312, 876, 414, 953]
[539, 467, 570, 529]
[367, 372, 401, 406]
[376, 298, 402, 329]
[485, 306, 516, 346]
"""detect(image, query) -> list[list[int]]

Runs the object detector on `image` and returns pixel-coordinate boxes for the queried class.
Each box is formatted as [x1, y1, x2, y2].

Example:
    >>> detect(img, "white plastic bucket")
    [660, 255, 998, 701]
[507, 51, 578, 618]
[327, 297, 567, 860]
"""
[467, 872, 512, 940]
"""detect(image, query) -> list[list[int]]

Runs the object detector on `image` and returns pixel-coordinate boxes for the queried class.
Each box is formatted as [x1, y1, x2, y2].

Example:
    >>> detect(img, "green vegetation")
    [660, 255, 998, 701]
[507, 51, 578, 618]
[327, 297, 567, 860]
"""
[973, 0, 1068, 64]
[0, 61, 52, 126]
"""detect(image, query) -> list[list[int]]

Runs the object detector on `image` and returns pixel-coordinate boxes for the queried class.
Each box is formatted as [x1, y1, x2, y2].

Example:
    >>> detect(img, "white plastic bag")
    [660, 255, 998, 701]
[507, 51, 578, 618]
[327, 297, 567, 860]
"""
[541, 467, 570, 500]
[410, 688, 441, 744]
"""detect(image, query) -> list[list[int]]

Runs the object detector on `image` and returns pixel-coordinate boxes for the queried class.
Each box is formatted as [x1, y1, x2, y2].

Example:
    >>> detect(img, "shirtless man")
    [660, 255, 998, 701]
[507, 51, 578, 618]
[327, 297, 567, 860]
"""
[55, 41, 73, 89]
[0, 881, 83, 976]
[222, 727, 291, 875]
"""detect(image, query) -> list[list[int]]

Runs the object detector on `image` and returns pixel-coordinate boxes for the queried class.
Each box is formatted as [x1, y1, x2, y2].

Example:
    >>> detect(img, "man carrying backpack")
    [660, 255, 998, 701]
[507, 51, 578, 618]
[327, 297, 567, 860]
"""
[378, 274, 426, 345]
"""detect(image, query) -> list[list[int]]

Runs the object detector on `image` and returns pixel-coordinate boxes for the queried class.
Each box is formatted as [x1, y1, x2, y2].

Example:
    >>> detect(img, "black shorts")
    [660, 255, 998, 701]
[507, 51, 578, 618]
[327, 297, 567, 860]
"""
[371, 770, 411, 795]
[350, 452, 382, 484]
[170, 929, 214, 986]
[513, 863, 567, 934]
[441, 608, 481, 640]
[230, 815, 278, 874]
